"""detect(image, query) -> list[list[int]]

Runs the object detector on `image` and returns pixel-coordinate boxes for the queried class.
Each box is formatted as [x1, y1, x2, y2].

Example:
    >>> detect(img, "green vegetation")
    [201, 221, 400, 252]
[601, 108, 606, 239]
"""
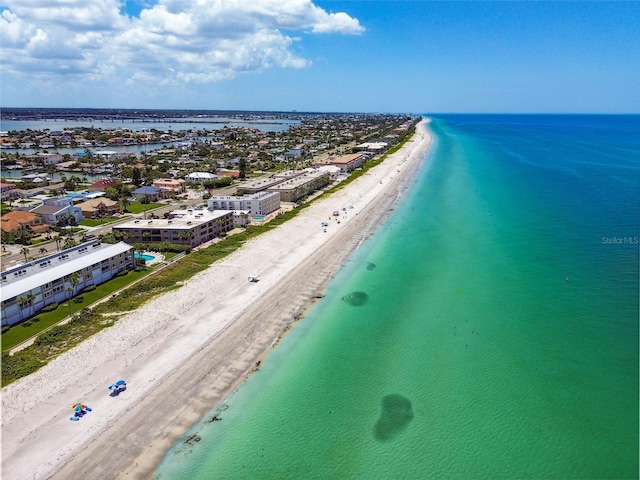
[2, 309, 110, 386]
[132, 241, 191, 253]
[41, 302, 59, 312]
[202, 176, 233, 189]
[79, 215, 130, 227]
[1, 268, 150, 353]
[126, 201, 162, 214]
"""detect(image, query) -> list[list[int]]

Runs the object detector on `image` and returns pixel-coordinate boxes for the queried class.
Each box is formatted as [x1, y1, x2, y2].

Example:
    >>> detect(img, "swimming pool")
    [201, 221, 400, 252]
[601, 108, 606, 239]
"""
[134, 253, 155, 261]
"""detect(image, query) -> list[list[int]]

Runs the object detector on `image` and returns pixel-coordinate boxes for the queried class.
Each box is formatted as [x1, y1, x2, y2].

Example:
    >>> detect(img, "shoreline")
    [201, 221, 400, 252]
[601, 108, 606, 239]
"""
[1, 119, 432, 480]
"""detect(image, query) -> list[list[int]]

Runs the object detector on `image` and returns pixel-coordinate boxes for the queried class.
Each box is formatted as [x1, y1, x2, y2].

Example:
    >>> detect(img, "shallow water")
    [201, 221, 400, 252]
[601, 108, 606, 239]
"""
[156, 115, 639, 479]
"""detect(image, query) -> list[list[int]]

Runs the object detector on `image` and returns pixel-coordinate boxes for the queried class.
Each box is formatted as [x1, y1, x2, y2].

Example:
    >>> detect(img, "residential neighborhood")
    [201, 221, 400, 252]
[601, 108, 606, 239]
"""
[1, 111, 418, 330]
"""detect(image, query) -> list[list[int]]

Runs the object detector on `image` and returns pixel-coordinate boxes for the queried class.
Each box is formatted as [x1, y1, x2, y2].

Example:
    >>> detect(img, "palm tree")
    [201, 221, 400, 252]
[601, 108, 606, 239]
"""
[66, 286, 74, 315]
[119, 195, 131, 213]
[69, 272, 81, 294]
[16, 295, 28, 323]
[20, 246, 29, 263]
[39, 247, 47, 257]
[177, 230, 195, 246]
[25, 292, 35, 317]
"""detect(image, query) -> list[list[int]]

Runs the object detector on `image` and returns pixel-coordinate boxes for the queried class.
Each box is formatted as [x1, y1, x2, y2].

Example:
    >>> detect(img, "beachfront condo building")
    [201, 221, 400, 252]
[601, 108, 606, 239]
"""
[265, 170, 331, 202]
[207, 191, 281, 217]
[112, 209, 234, 247]
[1, 240, 134, 327]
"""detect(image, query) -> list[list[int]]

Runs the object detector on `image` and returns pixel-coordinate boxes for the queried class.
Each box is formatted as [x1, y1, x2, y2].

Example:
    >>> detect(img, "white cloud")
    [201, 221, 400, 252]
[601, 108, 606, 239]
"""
[0, 0, 364, 88]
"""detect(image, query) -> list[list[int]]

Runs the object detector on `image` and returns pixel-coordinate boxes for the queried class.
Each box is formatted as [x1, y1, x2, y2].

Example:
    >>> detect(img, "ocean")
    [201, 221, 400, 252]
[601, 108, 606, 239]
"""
[155, 115, 639, 479]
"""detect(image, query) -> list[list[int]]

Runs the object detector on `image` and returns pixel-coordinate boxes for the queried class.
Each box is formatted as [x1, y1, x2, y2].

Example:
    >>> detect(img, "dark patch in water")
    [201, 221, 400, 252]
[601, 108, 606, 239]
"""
[342, 291, 369, 306]
[184, 433, 201, 445]
[366, 262, 376, 271]
[373, 394, 414, 442]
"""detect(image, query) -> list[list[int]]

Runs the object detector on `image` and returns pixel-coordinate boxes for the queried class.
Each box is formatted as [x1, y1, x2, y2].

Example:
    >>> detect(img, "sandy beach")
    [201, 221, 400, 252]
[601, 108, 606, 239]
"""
[1, 119, 431, 480]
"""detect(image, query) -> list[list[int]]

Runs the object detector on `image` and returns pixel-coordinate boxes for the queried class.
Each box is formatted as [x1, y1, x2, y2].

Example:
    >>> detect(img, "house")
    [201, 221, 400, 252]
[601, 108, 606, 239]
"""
[284, 148, 303, 159]
[217, 169, 240, 178]
[30, 197, 84, 225]
[87, 178, 120, 192]
[185, 172, 217, 184]
[0, 210, 49, 238]
[0, 182, 19, 201]
[36, 152, 64, 165]
[21, 173, 50, 186]
[76, 198, 119, 218]
[152, 178, 186, 195]
[0, 241, 134, 326]
[132, 186, 167, 202]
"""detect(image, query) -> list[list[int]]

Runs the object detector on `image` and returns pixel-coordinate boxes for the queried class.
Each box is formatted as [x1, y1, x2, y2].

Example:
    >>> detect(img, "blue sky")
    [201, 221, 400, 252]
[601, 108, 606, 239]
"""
[1, 0, 639, 113]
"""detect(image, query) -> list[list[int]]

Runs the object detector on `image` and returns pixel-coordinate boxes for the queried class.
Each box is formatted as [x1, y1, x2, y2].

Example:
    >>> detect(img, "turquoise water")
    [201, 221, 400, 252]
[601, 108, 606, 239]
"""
[156, 116, 639, 479]
[134, 253, 155, 261]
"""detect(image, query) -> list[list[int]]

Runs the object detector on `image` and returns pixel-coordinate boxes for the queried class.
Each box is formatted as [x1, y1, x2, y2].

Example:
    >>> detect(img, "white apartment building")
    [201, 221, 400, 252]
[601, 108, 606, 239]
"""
[207, 191, 281, 217]
[1, 241, 134, 327]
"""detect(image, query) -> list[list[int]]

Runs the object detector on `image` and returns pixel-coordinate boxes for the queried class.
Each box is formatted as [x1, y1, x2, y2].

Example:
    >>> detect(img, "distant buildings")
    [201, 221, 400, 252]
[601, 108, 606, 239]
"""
[21, 173, 50, 186]
[35, 152, 64, 165]
[1, 240, 134, 327]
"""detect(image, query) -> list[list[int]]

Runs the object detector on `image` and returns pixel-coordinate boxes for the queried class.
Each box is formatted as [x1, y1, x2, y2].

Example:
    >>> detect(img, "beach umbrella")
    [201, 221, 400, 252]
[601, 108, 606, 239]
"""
[72, 403, 91, 412]
[108, 380, 127, 392]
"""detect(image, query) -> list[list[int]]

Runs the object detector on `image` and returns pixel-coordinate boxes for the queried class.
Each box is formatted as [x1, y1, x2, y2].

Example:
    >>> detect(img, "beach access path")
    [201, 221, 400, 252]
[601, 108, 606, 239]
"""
[1, 120, 432, 480]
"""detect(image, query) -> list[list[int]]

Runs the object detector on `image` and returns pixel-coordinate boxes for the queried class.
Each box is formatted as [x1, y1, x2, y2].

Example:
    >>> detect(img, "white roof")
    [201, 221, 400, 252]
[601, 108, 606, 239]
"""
[357, 142, 388, 149]
[114, 209, 230, 231]
[317, 165, 341, 173]
[186, 172, 217, 179]
[1, 242, 133, 301]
